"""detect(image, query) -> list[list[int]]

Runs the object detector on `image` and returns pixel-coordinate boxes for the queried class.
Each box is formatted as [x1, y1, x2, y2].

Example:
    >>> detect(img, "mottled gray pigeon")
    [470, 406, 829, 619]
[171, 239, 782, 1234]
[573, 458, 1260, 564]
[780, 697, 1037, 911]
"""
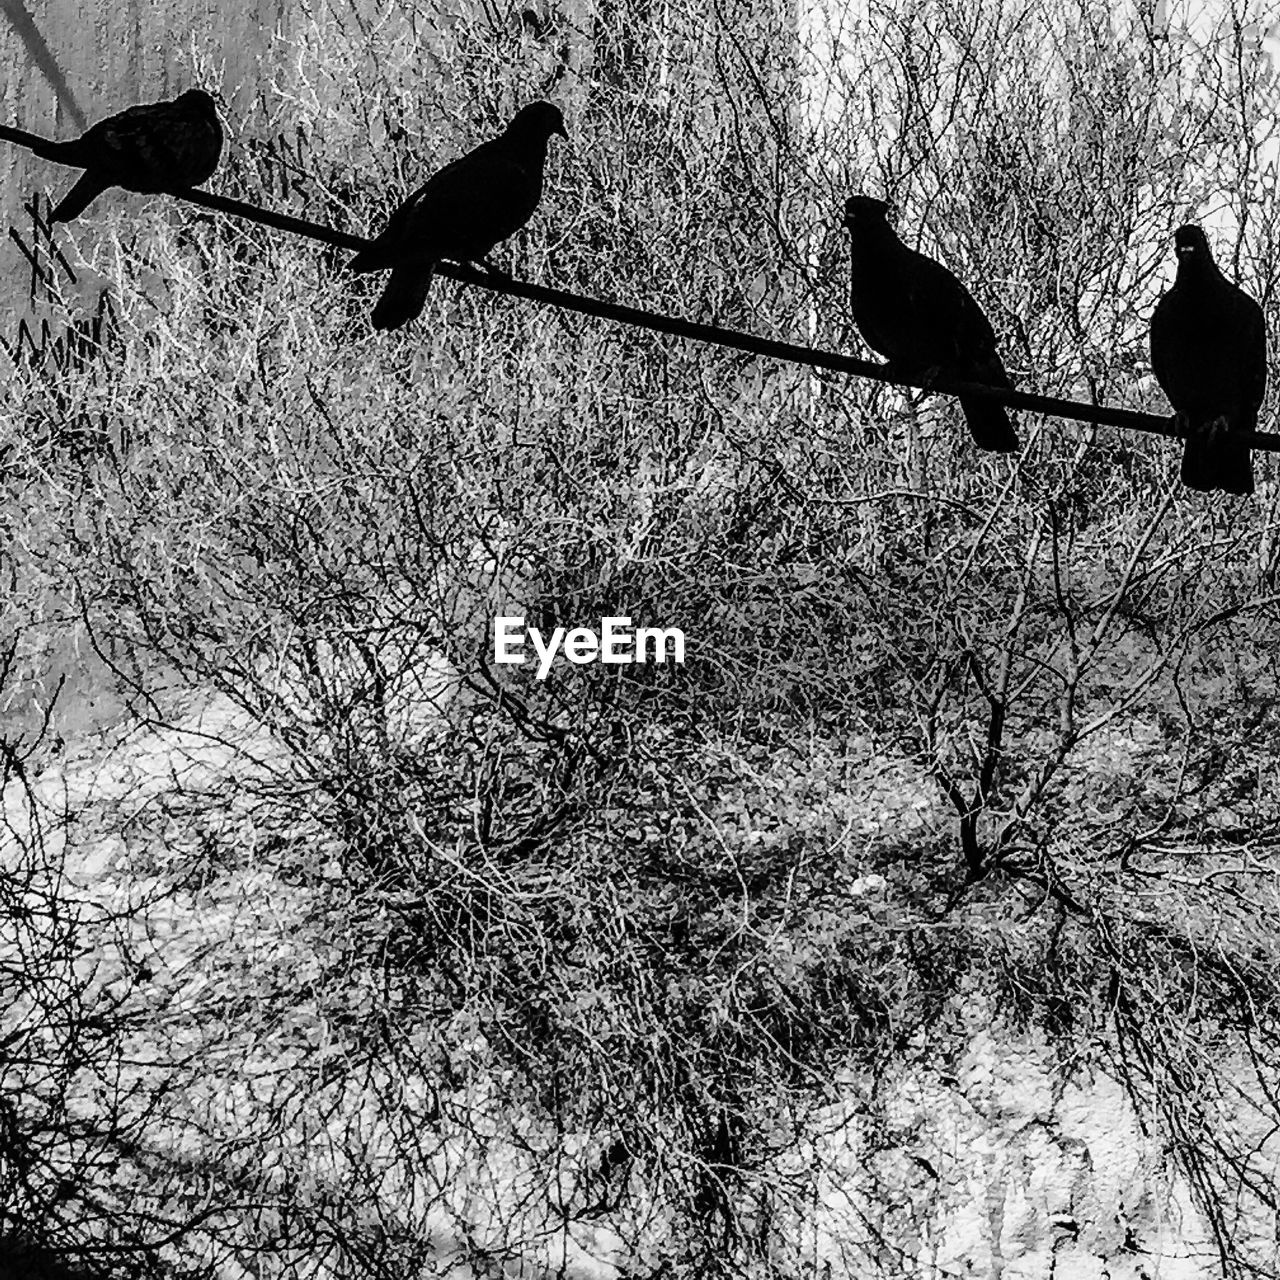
[842, 195, 1019, 453]
[349, 101, 567, 331]
[36, 89, 222, 222]
[1150, 225, 1267, 496]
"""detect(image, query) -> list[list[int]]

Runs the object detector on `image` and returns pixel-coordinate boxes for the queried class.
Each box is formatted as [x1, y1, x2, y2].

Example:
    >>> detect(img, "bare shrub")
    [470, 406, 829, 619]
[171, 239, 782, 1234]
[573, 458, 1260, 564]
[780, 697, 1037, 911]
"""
[5, 0, 1280, 1275]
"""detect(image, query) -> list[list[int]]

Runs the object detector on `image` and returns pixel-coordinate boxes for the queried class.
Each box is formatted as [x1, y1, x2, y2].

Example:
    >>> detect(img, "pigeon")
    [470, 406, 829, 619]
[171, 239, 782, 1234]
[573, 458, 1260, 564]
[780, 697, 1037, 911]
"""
[349, 101, 567, 331]
[1150, 225, 1267, 496]
[842, 195, 1019, 453]
[35, 89, 223, 223]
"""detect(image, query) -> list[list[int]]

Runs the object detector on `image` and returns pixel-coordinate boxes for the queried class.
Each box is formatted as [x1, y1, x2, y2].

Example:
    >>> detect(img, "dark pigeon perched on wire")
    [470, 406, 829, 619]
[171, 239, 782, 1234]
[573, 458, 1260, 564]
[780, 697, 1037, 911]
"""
[349, 101, 567, 331]
[1150, 225, 1267, 497]
[842, 195, 1019, 453]
[35, 89, 223, 223]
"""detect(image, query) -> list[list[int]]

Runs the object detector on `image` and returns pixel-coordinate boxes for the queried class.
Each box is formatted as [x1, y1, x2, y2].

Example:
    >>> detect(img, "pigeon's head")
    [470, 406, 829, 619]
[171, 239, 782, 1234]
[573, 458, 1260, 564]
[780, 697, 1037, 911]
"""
[179, 88, 220, 116]
[843, 195, 891, 231]
[508, 101, 568, 142]
[1173, 225, 1211, 262]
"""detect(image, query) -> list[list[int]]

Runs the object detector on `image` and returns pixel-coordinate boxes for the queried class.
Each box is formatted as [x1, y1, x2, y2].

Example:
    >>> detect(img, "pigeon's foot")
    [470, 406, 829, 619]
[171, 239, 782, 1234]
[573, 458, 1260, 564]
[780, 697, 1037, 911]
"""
[1171, 411, 1192, 440]
[1205, 414, 1231, 446]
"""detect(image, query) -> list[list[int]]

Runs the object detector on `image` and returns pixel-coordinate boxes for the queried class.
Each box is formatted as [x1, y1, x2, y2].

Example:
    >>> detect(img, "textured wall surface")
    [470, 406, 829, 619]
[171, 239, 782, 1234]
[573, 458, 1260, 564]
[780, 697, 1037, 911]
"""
[1, 0, 287, 319]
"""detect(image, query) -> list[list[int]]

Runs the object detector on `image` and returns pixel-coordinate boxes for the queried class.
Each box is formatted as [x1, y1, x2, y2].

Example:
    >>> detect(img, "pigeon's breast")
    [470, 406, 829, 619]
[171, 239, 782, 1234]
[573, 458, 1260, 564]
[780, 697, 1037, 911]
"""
[1154, 284, 1260, 418]
[848, 251, 914, 364]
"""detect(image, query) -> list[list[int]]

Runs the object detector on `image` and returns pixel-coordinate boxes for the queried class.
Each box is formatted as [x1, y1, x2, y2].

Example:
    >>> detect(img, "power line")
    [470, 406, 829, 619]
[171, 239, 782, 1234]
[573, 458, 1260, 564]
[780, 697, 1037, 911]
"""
[0, 4, 86, 131]
[5, 120, 1280, 452]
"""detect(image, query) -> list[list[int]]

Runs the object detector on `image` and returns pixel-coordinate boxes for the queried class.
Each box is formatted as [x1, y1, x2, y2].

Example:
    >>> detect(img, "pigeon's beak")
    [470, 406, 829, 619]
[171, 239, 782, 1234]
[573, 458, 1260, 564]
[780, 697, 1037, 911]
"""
[555, 122, 568, 139]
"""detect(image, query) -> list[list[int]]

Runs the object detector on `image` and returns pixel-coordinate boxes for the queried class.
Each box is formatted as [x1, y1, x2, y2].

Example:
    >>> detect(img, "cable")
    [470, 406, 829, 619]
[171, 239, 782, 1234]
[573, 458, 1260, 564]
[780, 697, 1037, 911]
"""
[5, 120, 1279, 451]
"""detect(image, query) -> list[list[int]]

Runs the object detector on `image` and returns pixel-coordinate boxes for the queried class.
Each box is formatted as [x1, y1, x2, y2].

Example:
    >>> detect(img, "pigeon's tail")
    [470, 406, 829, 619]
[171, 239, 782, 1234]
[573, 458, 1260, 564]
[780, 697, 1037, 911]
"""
[959, 396, 1020, 453]
[371, 264, 434, 330]
[1180, 415, 1255, 496]
[50, 172, 107, 222]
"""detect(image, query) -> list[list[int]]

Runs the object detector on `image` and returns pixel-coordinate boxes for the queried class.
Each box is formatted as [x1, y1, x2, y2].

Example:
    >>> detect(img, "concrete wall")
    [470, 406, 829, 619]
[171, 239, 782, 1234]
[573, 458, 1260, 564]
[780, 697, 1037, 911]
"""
[1, 0, 289, 318]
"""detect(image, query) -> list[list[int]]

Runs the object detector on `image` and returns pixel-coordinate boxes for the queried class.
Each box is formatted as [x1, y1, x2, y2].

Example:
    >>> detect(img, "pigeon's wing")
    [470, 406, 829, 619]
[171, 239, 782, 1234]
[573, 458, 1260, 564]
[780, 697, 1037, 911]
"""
[45, 106, 167, 219]
[953, 287, 1007, 382]
[73, 99, 220, 191]
[399, 142, 542, 256]
[1240, 288, 1268, 413]
[1199, 285, 1269, 417]
[900, 251, 1000, 370]
[902, 248, 1019, 451]
[351, 137, 540, 273]
[350, 146, 493, 272]
[1204, 290, 1266, 494]
[83, 103, 173, 185]
[849, 238, 949, 367]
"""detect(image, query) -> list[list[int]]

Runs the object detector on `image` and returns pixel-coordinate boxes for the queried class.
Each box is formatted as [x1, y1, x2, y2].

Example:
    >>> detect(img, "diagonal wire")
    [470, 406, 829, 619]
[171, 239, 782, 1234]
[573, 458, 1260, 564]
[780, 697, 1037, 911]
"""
[4, 119, 1278, 450]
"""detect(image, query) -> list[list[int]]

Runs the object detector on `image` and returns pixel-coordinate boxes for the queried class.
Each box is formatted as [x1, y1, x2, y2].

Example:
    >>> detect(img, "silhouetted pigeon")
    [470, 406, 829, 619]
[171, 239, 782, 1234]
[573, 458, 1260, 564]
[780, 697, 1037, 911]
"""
[842, 195, 1019, 453]
[1150, 225, 1267, 496]
[349, 101, 567, 331]
[36, 89, 222, 222]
